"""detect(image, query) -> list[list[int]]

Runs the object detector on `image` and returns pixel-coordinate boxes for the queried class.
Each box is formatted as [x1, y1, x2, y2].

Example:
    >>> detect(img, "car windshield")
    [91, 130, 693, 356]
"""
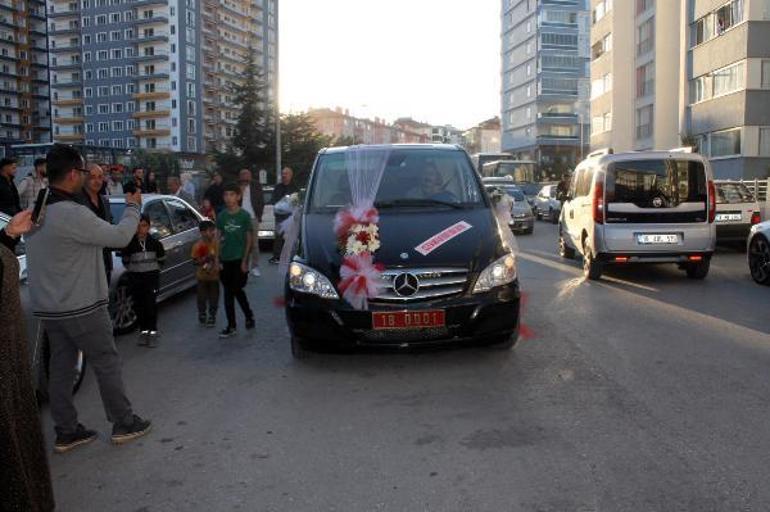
[716, 182, 754, 204]
[518, 183, 542, 197]
[309, 149, 484, 211]
[607, 159, 707, 208]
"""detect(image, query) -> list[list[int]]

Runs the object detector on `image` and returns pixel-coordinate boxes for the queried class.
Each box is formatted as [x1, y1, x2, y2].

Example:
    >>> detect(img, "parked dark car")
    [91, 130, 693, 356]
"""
[284, 144, 521, 357]
[108, 194, 205, 333]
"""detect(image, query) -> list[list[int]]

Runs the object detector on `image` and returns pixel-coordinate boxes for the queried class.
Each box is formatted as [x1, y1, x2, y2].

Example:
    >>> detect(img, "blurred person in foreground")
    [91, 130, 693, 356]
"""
[0, 209, 55, 512]
[0, 157, 20, 216]
[26, 144, 152, 453]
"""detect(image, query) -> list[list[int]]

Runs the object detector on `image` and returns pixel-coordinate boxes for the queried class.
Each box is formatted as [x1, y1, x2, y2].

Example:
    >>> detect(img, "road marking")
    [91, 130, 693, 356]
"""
[518, 250, 770, 347]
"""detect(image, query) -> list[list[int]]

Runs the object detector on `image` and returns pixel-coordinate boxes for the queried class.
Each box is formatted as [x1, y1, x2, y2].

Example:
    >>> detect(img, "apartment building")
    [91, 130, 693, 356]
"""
[684, 0, 770, 178]
[464, 117, 502, 155]
[589, 0, 682, 152]
[308, 108, 430, 145]
[500, 0, 590, 178]
[0, 0, 51, 144]
[48, 0, 277, 155]
[201, 0, 277, 153]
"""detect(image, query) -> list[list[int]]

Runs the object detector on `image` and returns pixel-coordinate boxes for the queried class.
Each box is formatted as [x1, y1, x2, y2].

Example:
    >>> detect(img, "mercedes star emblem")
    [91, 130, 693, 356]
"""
[393, 272, 420, 297]
[400, 252, 410, 260]
[652, 197, 664, 208]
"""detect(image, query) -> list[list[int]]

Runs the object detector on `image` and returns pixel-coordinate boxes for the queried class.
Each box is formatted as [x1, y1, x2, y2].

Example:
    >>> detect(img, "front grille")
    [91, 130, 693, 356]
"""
[373, 267, 468, 303]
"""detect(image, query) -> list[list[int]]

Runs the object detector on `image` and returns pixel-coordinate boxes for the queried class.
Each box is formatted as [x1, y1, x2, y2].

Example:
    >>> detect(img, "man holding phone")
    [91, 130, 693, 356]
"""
[26, 144, 152, 453]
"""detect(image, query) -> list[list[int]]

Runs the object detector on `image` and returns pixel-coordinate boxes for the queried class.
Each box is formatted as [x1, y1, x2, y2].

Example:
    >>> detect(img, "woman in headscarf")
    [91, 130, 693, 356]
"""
[0, 209, 55, 512]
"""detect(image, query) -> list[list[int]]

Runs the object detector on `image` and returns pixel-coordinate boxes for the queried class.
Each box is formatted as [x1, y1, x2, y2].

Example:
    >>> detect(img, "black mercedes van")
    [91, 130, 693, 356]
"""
[284, 144, 520, 356]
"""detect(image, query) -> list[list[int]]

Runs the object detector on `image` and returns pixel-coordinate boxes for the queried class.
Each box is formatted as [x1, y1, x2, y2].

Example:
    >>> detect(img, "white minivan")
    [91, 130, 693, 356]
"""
[559, 148, 717, 280]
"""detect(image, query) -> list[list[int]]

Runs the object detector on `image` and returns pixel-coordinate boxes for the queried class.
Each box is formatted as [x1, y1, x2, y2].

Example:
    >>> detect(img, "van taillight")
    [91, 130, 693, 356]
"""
[708, 180, 716, 223]
[751, 212, 761, 225]
[593, 181, 604, 224]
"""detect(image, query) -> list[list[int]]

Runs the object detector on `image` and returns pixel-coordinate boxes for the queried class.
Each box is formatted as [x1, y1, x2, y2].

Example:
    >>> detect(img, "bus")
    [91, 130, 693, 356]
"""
[7, 143, 132, 181]
[480, 160, 537, 182]
[471, 152, 515, 172]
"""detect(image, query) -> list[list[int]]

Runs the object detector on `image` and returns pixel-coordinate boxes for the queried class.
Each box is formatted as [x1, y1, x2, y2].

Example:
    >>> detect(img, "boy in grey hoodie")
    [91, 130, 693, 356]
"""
[26, 144, 152, 453]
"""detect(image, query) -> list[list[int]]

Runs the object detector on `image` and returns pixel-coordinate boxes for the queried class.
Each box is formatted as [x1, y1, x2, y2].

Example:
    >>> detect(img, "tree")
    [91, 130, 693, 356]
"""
[211, 47, 275, 180]
[279, 113, 333, 186]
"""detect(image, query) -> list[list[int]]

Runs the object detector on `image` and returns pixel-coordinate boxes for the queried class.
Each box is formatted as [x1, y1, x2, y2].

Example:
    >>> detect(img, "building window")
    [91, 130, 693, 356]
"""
[712, 61, 744, 97]
[636, 105, 653, 139]
[592, 0, 612, 24]
[98, 86, 109, 96]
[636, 0, 653, 15]
[98, 122, 108, 132]
[710, 128, 741, 157]
[84, 87, 93, 97]
[112, 103, 123, 113]
[85, 123, 94, 133]
[112, 120, 124, 131]
[637, 18, 654, 56]
[98, 104, 109, 114]
[636, 62, 654, 98]
[692, 0, 744, 46]
[761, 60, 770, 88]
[592, 34, 612, 60]
[759, 128, 770, 156]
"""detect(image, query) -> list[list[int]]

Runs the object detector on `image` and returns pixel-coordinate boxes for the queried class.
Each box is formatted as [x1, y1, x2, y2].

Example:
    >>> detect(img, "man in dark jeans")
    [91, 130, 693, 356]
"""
[0, 157, 20, 216]
[25, 144, 152, 453]
[269, 167, 299, 264]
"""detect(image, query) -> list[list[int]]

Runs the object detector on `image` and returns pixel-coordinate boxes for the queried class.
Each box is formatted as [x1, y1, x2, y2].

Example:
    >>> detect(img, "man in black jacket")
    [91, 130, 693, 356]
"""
[269, 167, 299, 264]
[0, 157, 20, 216]
[204, 172, 225, 213]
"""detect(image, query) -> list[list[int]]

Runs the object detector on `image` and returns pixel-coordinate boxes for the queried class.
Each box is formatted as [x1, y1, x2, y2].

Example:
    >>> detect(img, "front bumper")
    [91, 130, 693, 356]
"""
[286, 282, 520, 348]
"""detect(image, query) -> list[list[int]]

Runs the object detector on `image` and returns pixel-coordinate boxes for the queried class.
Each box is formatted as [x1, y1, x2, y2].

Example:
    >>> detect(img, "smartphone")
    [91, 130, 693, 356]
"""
[31, 187, 50, 225]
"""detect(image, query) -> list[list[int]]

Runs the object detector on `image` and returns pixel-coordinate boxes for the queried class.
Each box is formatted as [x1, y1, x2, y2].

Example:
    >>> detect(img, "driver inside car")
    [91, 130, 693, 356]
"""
[408, 162, 456, 202]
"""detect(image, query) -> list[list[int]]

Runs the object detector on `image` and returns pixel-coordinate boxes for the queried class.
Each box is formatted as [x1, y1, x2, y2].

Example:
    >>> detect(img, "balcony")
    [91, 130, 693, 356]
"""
[53, 98, 83, 106]
[133, 90, 171, 100]
[55, 133, 85, 142]
[49, 26, 82, 36]
[135, 34, 169, 44]
[50, 44, 81, 54]
[133, 16, 169, 26]
[131, 53, 170, 63]
[0, 103, 20, 110]
[135, 72, 171, 81]
[53, 79, 81, 88]
[132, 0, 169, 6]
[49, 9, 80, 18]
[132, 109, 171, 119]
[51, 62, 82, 71]
[133, 128, 171, 137]
[54, 116, 84, 125]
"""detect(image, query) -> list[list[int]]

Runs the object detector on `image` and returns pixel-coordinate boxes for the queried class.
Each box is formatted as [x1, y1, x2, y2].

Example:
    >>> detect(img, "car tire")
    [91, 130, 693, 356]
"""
[290, 335, 310, 359]
[559, 230, 576, 259]
[525, 226, 534, 235]
[36, 330, 87, 404]
[582, 247, 603, 280]
[748, 235, 770, 285]
[685, 258, 711, 279]
[112, 282, 138, 335]
[535, 209, 542, 220]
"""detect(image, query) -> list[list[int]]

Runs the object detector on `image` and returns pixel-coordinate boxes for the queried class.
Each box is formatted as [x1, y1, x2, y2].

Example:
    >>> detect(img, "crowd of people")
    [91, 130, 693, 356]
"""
[0, 144, 300, 510]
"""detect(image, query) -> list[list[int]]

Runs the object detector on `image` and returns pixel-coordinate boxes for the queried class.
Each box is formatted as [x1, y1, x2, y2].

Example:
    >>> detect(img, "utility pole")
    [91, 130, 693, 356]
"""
[274, 0, 281, 185]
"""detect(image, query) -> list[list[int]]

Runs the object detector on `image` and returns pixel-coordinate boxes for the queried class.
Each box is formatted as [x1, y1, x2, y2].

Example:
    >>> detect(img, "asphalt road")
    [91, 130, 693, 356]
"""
[43, 222, 770, 512]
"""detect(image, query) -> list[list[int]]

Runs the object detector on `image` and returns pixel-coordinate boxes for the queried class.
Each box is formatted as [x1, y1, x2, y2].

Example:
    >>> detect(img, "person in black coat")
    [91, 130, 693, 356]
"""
[80, 163, 115, 282]
[204, 172, 225, 213]
[0, 157, 21, 216]
[0, 210, 56, 512]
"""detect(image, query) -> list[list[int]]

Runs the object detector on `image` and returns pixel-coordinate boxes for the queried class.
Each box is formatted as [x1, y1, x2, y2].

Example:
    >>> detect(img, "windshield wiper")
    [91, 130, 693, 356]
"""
[375, 198, 465, 210]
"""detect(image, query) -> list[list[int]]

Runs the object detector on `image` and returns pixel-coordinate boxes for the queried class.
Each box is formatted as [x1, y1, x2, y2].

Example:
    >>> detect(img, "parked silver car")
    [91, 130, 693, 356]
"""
[714, 180, 762, 245]
[560, 148, 717, 280]
[108, 194, 204, 333]
[258, 186, 275, 243]
[484, 183, 535, 234]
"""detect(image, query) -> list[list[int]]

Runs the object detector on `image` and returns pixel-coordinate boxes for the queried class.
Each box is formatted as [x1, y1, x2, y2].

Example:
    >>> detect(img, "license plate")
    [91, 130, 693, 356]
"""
[716, 213, 742, 222]
[637, 233, 679, 245]
[372, 310, 446, 330]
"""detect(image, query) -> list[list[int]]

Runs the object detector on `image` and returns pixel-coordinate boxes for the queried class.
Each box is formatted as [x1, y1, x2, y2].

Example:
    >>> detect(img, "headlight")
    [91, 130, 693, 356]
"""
[288, 262, 339, 299]
[513, 213, 527, 219]
[473, 253, 517, 294]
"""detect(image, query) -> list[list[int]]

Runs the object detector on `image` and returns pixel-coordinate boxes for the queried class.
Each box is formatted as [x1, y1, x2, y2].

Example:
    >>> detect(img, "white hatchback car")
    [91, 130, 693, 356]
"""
[714, 180, 762, 245]
[559, 148, 717, 280]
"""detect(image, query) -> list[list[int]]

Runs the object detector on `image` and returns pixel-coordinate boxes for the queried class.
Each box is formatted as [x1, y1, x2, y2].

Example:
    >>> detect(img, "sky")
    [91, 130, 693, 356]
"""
[278, 0, 501, 130]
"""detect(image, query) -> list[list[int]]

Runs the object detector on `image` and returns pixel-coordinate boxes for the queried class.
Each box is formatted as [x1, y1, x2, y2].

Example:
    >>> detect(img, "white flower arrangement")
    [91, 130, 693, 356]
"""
[343, 222, 381, 256]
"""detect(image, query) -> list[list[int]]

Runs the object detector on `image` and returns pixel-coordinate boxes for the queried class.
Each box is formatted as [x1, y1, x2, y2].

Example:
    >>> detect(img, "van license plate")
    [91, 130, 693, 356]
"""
[637, 234, 679, 245]
[372, 310, 446, 330]
[716, 213, 742, 222]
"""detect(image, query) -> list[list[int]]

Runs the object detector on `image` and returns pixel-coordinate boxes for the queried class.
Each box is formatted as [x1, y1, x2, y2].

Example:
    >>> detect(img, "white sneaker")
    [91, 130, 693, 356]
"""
[251, 268, 261, 277]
